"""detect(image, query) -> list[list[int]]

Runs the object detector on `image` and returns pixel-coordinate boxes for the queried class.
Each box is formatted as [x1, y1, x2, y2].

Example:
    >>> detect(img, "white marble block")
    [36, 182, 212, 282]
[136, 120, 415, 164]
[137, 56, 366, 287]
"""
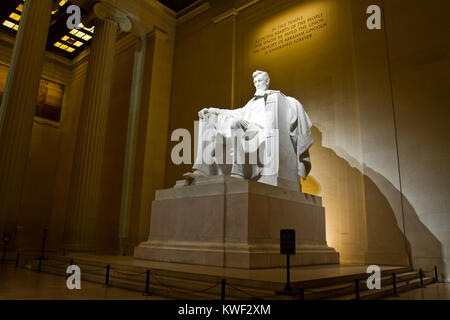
[134, 176, 339, 268]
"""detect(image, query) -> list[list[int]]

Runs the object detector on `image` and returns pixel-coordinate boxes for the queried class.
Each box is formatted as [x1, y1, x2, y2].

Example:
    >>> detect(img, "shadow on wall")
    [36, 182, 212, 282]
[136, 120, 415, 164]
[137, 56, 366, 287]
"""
[305, 126, 445, 279]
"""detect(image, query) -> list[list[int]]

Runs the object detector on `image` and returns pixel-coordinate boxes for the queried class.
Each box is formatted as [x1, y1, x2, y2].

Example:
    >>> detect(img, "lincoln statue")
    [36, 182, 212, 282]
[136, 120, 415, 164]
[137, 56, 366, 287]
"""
[183, 71, 314, 190]
[136, 72, 340, 268]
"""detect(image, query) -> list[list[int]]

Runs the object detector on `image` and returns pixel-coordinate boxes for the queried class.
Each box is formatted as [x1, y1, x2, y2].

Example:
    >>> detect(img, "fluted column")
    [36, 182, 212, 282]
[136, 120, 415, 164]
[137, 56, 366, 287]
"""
[0, 0, 56, 236]
[63, 3, 131, 250]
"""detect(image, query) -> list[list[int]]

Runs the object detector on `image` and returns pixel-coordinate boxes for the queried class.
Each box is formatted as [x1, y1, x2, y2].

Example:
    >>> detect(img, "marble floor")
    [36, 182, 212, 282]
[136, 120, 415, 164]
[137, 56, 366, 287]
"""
[385, 283, 450, 300]
[0, 264, 166, 300]
[1, 263, 448, 300]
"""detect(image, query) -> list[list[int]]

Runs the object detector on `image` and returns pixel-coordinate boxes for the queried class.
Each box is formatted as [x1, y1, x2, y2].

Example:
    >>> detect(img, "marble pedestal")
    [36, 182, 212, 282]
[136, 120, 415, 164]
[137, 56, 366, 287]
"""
[134, 176, 339, 269]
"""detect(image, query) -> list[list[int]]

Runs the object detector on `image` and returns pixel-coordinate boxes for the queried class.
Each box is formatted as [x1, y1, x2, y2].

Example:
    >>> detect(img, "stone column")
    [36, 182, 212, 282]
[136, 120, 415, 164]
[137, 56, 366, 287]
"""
[63, 3, 131, 250]
[0, 0, 56, 236]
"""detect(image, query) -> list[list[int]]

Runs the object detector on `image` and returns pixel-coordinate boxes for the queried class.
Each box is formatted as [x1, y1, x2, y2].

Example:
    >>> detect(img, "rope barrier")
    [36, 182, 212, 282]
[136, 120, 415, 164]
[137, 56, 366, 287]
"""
[41, 262, 68, 270]
[421, 269, 435, 273]
[0, 258, 14, 264]
[75, 261, 107, 269]
[304, 283, 354, 294]
[149, 274, 180, 295]
[42, 260, 69, 268]
[81, 265, 107, 273]
[110, 269, 148, 277]
[151, 273, 221, 295]
[226, 282, 280, 299]
[19, 249, 443, 300]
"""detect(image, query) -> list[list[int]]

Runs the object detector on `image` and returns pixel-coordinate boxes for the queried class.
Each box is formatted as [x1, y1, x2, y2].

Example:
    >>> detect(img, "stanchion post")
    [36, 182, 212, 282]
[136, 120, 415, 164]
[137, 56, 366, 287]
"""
[40, 229, 48, 259]
[221, 279, 226, 300]
[280, 230, 295, 293]
[2, 233, 10, 264]
[105, 264, 111, 287]
[434, 266, 439, 283]
[15, 252, 20, 268]
[143, 270, 151, 296]
[299, 287, 305, 301]
[392, 273, 398, 297]
[355, 279, 360, 301]
[284, 254, 293, 292]
[38, 256, 42, 272]
[419, 268, 424, 288]
[38, 229, 48, 272]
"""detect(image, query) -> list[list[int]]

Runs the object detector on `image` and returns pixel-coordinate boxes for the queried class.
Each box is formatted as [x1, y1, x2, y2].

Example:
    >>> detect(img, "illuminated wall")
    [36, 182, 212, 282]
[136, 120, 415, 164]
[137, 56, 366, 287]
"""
[166, 0, 450, 279]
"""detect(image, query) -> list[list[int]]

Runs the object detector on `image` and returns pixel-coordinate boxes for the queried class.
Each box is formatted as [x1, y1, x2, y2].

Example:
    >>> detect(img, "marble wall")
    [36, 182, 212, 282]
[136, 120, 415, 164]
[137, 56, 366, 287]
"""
[384, 0, 450, 280]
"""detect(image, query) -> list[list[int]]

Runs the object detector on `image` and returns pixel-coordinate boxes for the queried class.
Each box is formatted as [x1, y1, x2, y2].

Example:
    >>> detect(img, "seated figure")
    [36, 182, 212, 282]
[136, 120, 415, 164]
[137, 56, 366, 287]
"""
[184, 70, 314, 191]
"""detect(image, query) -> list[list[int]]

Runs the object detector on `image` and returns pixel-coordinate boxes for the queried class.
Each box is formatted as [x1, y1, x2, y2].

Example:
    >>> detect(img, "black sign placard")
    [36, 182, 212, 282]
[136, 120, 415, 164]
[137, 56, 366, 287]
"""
[280, 229, 296, 255]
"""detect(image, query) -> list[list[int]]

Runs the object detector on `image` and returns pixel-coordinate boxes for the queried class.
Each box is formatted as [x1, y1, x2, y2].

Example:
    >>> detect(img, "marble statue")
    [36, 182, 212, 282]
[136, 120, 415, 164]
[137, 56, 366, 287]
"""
[183, 71, 314, 190]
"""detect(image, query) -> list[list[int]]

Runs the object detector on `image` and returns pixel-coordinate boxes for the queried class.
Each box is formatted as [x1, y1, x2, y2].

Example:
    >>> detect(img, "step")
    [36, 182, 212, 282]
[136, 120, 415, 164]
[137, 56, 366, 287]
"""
[334, 277, 434, 300]
[35, 258, 286, 300]
[300, 270, 418, 300]
[19, 255, 433, 301]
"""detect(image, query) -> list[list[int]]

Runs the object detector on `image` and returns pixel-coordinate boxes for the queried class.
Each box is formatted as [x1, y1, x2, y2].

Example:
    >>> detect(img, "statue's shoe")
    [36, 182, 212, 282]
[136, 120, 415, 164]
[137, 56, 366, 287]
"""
[183, 170, 208, 181]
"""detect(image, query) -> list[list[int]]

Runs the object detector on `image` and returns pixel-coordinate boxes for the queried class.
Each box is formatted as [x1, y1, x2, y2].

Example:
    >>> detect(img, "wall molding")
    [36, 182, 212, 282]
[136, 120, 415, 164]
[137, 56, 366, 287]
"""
[177, 1, 211, 26]
[212, 0, 261, 24]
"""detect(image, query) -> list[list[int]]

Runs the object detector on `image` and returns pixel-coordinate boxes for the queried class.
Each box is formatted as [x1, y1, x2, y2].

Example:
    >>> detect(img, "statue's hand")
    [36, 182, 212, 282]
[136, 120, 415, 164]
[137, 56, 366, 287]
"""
[198, 108, 209, 119]
[240, 120, 250, 130]
[209, 108, 222, 115]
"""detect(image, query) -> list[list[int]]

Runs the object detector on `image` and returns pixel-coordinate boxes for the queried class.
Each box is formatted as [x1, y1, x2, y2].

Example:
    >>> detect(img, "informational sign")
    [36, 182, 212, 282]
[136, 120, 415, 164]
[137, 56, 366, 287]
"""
[280, 229, 296, 255]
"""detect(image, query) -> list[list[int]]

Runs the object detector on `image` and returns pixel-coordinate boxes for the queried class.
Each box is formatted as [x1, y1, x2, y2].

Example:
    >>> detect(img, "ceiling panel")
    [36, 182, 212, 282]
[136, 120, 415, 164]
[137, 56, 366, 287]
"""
[157, 0, 199, 12]
[0, 0, 200, 59]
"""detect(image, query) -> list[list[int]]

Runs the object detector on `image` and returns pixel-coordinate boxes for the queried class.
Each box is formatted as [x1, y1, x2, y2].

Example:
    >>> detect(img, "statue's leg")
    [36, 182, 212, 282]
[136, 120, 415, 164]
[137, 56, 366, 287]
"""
[192, 119, 224, 176]
[230, 125, 246, 178]
[193, 137, 219, 176]
[230, 135, 262, 180]
[216, 133, 233, 176]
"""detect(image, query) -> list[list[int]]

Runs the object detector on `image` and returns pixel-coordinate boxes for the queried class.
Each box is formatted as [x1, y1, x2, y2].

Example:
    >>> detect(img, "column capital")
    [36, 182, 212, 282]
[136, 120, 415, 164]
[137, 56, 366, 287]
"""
[151, 27, 168, 43]
[92, 2, 132, 33]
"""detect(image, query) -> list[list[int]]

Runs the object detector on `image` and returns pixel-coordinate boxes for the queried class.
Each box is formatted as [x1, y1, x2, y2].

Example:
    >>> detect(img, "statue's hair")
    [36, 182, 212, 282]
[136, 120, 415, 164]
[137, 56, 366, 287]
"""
[252, 70, 270, 84]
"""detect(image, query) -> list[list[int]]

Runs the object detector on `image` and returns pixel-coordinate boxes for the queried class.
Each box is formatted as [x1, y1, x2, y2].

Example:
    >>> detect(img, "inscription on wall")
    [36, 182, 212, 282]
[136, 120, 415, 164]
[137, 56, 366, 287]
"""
[253, 13, 327, 55]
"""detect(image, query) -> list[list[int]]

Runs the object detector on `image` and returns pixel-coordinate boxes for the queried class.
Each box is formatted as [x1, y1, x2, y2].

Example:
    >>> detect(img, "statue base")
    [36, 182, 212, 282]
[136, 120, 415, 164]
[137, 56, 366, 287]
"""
[134, 176, 339, 269]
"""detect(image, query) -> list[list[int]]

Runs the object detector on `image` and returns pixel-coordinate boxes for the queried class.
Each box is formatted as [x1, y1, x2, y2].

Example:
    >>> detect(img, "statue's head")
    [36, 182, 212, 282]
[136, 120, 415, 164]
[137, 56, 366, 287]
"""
[252, 70, 270, 91]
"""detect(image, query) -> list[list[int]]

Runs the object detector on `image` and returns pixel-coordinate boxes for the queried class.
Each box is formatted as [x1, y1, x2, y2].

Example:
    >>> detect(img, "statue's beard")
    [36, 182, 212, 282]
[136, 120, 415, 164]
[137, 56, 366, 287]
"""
[255, 88, 267, 96]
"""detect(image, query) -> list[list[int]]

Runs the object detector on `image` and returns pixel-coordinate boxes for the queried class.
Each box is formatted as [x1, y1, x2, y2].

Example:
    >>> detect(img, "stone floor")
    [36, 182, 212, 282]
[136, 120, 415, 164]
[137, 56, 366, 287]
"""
[2, 259, 449, 300]
[385, 283, 450, 300]
[0, 264, 166, 300]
